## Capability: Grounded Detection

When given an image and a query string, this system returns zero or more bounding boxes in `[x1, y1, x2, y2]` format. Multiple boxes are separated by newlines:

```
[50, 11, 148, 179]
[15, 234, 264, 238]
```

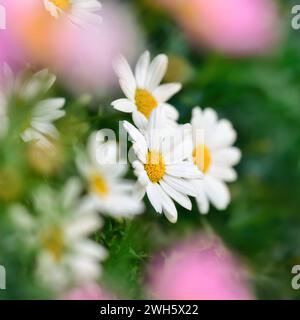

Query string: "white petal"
[146, 106, 165, 151]
[209, 165, 238, 182]
[161, 103, 179, 121]
[153, 83, 182, 102]
[74, 240, 107, 260]
[212, 147, 242, 166]
[208, 120, 237, 150]
[34, 98, 65, 114]
[163, 175, 198, 197]
[132, 111, 148, 132]
[30, 121, 59, 139]
[111, 98, 136, 113]
[62, 177, 83, 209]
[114, 55, 136, 99]
[162, 124, 193, 163]
[193, 179, 210, 214]
[66, 213, 101, 239]
[160, 180, 192, 210]
[146, 183, 163, 213]
[204, 175, 231, 210]
[135, 51, 150, 88]
[119, 79, 136, 101]
[123, 121, 147, 160]
[157, 184, 178, 223]
[145, 54, 168, 91]
[133, 161, 149, 185]
[166, 162, 202, 179]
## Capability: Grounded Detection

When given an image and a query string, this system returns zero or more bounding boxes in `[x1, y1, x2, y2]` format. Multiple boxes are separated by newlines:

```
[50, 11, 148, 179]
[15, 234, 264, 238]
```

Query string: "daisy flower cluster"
[0, 1, 247, 300]
[112, 51, 241, 223]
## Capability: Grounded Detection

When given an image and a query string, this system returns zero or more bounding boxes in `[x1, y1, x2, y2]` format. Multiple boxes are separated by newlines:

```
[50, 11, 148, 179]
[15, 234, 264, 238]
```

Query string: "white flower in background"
[0, 66, 65, 147]
[112, 51, 182, 132]
[77, 131, 144, 218]
[0, 64, 15, 138]
[190, 107, 242, 214]
[124, 106, 202, 223]
[43, 0, 102, 25]
[11, 178, 106, 292]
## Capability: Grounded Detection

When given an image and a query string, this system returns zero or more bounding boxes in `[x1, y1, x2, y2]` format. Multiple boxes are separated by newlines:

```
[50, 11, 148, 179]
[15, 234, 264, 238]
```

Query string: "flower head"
[112, 51, 182, 132]
[43, 0, 102, 25]
[0, 66, 66, 147]
[189, 107, 241, 214]
[11, 178, 107, 292]
[146, 233, 254, 300]
[124, 106, 202, 223]
[77, 131, 144, 219]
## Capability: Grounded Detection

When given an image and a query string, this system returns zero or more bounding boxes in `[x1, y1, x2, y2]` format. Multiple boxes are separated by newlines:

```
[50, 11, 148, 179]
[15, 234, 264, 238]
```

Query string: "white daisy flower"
[11, 178, 107, 292]
[43, 0, 102, 25]
[112, 51, 182, 132]
[123, 106, 202, 223]
[77, 131, 144, 218]
[190, 107, 242, 214]
[0, 67, 66, 148]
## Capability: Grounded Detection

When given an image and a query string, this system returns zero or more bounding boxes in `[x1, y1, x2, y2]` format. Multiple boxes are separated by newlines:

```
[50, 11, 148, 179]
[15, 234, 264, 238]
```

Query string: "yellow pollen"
[144, 151, 166, 183]
[90, 174, 109, 197]
[135, 89, 158, 119]
[50, 0, 71, 11]
[193, 144, 212, 173]
[42, 227, 64, 261]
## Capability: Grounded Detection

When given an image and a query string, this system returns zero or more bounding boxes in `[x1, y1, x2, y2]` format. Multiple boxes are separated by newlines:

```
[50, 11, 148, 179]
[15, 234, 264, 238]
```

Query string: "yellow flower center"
[42, 227, 64, 261]
[90, 174, 109, 197]
[144, 151, 166, 183]
[135, 89, 158, 119]
[50, 0, 71, 11]
[193, 144, 212, 173]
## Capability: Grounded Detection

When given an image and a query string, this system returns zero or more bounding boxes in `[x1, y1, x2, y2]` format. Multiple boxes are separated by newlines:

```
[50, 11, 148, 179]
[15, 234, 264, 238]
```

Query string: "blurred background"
[1, 0, 300, 299]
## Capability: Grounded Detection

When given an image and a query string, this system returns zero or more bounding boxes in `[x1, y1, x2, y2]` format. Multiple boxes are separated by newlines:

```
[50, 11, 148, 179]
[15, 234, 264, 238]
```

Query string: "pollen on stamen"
[144, 151, 166, 183]
[135, 89, 158, 119]
[42, 227, 64, 262]
[193, 144, 212, 173]
[90, 174, 109, 197]
[50, 0, 71, 11]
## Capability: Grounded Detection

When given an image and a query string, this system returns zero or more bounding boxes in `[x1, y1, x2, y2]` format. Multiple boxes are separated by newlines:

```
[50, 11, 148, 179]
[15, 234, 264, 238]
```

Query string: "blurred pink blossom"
[63, 283, 114, 300]
[52, 2, 143, 95]
[146, 233, 254, 300]
[0, 0, 32, 70]
[1, 1, 142, 95]
[156, 0, 280, 56]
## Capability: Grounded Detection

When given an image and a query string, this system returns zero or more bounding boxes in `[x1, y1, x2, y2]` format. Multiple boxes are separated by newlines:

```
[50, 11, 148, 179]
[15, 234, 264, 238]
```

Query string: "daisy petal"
[135, 51, 150, 88]
[209, 165, 238, 182]
[145, 54, 168, 91]
[132, 111, 148, 132]
[204, 175, 231, 210]
[153, 83, 182, 102]
[111, 98, 136, 113]
[157, 184, 178, 223]
[193, 180, 210, 214]
[123, 121, 147, 156]
[160, 180, 192, 210]
[146, 183, 163, 213]
[213, 147, 242, 166]
[163, 175, 198, 197]
[166, 162, 202, 179]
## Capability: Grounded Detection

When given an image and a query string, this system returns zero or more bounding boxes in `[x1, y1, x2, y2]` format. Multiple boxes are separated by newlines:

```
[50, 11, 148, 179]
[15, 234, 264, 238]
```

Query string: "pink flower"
[0, 0, 32, 69]
[52, 2, 142, 95]
[1, 1, 142, 94]
[63, 283, 114, 300]
[156, 0, 280, 56]
[146, 233, 254, 300]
